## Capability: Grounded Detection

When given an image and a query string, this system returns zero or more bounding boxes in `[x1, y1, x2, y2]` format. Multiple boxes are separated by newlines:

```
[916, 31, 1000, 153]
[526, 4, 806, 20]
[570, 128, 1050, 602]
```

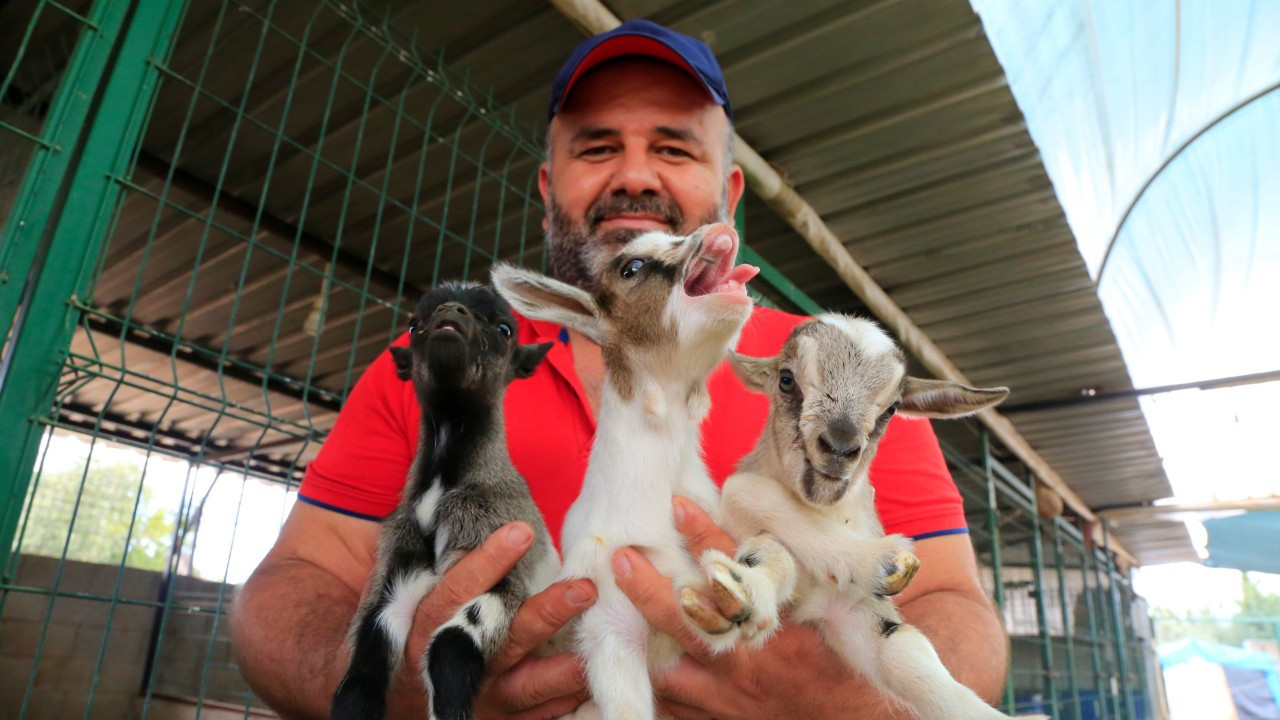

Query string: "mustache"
[586, 194, 683, 230]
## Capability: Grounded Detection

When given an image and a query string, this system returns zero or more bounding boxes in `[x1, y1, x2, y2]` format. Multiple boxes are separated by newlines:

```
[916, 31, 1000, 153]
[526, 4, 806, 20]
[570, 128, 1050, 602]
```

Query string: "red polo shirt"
[298, 307, 968, 545]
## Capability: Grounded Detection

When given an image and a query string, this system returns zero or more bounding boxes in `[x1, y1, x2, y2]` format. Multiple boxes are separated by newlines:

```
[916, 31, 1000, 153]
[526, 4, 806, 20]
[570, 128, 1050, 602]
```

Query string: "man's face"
[540, 59, 745, 290]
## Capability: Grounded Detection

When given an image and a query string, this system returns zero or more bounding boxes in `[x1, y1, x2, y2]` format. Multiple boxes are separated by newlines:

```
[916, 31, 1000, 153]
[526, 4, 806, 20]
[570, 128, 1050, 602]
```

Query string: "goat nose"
[436, 302, 469, 315]
[819, 422, 862, 460]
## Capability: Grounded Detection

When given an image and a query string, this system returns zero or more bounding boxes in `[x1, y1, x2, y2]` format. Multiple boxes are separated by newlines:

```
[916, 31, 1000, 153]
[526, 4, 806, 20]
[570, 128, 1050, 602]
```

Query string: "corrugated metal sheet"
[22, 0, 1193, 563]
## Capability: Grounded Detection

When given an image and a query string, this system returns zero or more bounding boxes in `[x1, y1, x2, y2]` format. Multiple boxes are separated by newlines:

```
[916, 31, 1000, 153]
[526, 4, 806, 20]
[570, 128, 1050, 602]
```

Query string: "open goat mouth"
[429, 318, 466, 337]
[682, 228, 760, 299]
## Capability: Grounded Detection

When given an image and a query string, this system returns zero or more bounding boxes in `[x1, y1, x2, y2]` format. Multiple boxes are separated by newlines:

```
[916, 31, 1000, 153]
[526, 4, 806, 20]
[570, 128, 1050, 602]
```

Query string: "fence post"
[1081, 540, 1111, 717]
[1028, 473, 1059, 718]
[1104, 526, 1137, 720]
[981, 429, 1016, 713]
[1055, 521, 1083, 719]
[0, 0, 188, 569]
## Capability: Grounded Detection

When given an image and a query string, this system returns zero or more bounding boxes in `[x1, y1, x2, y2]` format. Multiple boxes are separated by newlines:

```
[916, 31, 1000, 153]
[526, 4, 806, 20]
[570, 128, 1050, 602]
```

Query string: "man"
[230, 19, 1009, 720]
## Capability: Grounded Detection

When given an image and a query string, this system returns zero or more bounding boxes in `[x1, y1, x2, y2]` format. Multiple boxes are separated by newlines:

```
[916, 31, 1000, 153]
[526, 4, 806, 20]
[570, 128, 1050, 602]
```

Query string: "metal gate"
[0, 1, 1156, 718]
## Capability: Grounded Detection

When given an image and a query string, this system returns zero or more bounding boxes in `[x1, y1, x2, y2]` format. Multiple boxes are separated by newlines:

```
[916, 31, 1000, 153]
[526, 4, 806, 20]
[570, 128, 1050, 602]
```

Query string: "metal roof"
[7, 0, 1194, 564]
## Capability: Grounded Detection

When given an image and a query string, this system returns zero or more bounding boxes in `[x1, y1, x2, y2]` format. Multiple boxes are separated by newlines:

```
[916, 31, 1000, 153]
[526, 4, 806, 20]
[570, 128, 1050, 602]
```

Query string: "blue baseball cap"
[548, 19, 732, 122]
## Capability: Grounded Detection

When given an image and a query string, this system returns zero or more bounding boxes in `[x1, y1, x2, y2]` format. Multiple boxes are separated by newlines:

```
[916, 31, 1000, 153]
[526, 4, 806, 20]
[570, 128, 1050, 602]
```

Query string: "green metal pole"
[1054, 523, 1083, 720]
[0, 0, 188, 570]
[1102, 526, 1135, 720]
[0, 0, 138, 572]
[0, 1, 133, 349]
[982, 429, 1016, 713]
[1080, 540, 1109, 718]
[1027, 475, 1059, 719]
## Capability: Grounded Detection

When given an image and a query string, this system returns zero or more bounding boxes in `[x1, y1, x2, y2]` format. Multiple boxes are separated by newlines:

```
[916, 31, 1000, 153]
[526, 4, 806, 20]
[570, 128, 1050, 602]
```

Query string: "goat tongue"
[685, 231, 738, 296]
[725, 264, 759, 286]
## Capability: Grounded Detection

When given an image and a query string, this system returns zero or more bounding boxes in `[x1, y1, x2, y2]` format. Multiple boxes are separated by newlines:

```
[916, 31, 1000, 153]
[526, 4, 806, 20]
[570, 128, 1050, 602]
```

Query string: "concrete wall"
[0, 554, 271, 719]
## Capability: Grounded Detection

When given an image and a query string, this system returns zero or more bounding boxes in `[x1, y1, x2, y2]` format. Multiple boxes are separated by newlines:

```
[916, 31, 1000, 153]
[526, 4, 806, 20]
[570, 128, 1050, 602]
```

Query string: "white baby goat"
[688, 314, 1050, 720]
[493, 222, 758, 720]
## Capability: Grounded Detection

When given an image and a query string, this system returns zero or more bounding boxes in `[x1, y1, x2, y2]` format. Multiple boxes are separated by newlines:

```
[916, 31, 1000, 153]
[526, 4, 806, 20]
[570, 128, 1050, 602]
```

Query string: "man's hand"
[397, 522, 597, 720]
[610, 498, 1008, 720]
[610, 500, 859, 720]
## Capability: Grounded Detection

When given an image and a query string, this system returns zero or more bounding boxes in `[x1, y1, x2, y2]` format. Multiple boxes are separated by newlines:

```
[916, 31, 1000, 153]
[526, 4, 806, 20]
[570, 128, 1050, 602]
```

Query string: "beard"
[546, 192, 726, 292]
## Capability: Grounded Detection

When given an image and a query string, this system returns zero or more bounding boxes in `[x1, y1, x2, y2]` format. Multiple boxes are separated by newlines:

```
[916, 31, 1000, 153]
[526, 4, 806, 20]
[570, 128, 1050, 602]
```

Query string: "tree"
[1153, 573, 1280, 647]
[18, 457, 177, 572]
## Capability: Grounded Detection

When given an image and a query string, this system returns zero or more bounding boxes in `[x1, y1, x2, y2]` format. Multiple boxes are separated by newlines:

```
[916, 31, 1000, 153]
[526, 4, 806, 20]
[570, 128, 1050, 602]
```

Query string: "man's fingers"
[409, 522, 534, 657]
[673, 496, 736, 557]
[654, 657, 724, 714]
[611, 548, 732, 669]
[505, 690, 591, 720]
[491, 579, 596, 674]
[488, 653, 588, 712]
[656, 699, 717, 720]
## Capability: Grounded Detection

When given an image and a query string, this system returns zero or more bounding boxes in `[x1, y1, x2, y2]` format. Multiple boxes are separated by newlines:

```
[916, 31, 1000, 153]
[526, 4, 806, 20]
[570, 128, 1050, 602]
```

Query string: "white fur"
[712, 314, 1042, 720]
[414, 480, 443, 529]
[376, 569, 438, 659]
[495, 224, 750, 720]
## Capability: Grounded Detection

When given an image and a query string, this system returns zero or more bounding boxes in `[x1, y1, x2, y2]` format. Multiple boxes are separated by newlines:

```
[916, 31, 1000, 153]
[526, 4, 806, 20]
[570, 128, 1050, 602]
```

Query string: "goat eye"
[884, 404, 898, 419]
[779, 369, 796, 393]
[620, 258, 645, 279]
[496, 322, 512, 338]
[408, 317, 421, 334]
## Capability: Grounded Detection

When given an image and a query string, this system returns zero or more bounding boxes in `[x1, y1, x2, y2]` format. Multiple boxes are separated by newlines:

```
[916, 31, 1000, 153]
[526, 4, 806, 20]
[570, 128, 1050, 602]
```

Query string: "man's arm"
[230, 502, 595, 720]
[612, 498, 1007, 720]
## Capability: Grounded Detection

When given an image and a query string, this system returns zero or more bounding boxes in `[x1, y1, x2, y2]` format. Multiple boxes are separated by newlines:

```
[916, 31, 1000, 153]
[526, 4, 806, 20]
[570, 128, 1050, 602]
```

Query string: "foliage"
[17, 454, 177, 572]
[1153, 573, 1280, 647]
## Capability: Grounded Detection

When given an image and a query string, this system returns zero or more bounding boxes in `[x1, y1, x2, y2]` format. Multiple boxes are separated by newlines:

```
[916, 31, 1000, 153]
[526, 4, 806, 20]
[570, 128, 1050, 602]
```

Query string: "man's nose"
[606, 145, 663, 197]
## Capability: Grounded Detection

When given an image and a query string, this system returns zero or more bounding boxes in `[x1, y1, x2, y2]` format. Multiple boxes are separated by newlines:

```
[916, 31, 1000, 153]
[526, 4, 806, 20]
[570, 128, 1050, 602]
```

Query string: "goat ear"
[728, 351, 775, 393]
[510, 341, 553, 382]
[899, 377, 1009, 418]
[389, 346, 414, 381]
[491, 264, 603, 343]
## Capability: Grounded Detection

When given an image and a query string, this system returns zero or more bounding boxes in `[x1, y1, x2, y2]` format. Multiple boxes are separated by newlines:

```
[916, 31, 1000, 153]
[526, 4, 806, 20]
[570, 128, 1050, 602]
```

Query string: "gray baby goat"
[686, 314, 1050, 720]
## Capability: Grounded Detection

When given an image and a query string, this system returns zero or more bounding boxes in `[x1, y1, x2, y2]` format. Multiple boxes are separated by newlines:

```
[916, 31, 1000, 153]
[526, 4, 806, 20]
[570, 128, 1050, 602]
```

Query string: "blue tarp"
[1161, 638, 1280, 717]
[1203, 512, 1280, 575]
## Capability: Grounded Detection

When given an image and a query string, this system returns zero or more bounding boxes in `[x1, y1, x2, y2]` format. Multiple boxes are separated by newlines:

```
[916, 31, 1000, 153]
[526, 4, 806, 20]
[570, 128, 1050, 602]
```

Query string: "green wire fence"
[0, 0, 1158, 718]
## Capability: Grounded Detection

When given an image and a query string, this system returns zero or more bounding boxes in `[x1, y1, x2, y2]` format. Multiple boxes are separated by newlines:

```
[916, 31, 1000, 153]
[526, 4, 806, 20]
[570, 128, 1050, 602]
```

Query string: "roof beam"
[1099, 497, 1280, 521]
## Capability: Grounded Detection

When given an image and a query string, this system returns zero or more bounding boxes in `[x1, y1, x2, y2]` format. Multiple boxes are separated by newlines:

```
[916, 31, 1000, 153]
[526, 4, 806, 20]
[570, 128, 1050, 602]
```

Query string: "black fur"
[331, 283, 555, 720]
[428, 626, 487, 720]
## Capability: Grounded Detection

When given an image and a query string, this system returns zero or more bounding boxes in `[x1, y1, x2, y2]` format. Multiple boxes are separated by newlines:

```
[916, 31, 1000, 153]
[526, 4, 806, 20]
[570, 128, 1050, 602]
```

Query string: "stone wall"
[0, 555, 271, 719]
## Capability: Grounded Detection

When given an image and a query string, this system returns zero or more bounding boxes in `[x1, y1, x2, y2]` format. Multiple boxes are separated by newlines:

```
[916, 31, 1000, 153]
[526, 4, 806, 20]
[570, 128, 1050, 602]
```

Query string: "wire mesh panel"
[1, 0, 558, 716]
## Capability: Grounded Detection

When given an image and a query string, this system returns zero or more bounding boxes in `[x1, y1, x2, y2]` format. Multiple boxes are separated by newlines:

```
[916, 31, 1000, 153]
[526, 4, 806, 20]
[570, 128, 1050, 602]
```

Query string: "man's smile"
[595, 213, 672, 232]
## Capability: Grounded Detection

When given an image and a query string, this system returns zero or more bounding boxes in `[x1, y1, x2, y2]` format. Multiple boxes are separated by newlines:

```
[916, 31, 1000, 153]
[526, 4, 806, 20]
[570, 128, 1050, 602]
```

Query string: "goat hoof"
[707, 562, 752, 623]
[882, 552, 921, 596]
[681, 587, 734, 634]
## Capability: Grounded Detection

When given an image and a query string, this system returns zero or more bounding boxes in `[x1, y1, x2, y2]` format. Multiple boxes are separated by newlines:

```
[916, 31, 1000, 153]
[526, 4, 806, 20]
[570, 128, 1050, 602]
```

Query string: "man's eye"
[779, 369, 796, 392]
[580, 145, 614, 157]
[496, 322, 512, 338]
[657, 146, 692, 158]
[621, 258, 646, 279]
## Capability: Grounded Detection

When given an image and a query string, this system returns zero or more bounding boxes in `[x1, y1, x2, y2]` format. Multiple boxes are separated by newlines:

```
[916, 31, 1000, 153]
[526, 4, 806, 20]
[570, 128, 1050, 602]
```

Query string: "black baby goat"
[330, 282, 557, 720]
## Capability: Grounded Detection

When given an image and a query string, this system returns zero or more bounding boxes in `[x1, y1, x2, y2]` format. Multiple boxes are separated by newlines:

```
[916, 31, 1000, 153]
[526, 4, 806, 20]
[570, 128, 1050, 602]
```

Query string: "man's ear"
[491, 264, 604, 344]
[727, 351, 776, 393]
[510, 342, 553, 382]
[389, 346, 414, 381]
[899, 377, 1009, 418]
